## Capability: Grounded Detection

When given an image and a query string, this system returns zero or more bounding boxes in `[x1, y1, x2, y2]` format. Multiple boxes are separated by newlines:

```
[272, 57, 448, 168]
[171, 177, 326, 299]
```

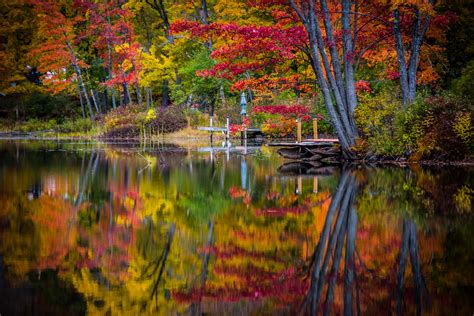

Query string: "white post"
[210, 116, 214, 144]
[226, 116, 230, 146]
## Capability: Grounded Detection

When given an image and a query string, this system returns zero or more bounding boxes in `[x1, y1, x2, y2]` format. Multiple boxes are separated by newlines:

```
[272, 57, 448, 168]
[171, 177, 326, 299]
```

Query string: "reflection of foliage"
[453, 185, 473, 214]
[0, 142, 473, 314]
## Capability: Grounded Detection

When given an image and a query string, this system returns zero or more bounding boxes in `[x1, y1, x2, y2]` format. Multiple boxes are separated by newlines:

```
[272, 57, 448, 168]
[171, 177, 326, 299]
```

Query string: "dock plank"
[267, 139, 339, 147]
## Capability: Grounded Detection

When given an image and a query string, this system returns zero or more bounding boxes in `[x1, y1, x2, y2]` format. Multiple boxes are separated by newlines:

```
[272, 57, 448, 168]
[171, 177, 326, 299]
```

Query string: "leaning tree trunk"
[64, 32, 94, 121]
[289, 0, 359, 156]
[77, 82, 86, 118]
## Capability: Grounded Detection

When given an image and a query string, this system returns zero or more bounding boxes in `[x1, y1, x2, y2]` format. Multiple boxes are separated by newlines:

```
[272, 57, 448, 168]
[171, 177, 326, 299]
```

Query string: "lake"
[0, 140, 472, 315]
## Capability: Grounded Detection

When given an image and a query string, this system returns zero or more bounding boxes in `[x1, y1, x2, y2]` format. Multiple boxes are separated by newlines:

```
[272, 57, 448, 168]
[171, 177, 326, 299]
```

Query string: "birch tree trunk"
[393, 4, 431, 105]
[77, 82, 86, 118]
[64, 32, 94, 121]
[289, 0, 359, 155]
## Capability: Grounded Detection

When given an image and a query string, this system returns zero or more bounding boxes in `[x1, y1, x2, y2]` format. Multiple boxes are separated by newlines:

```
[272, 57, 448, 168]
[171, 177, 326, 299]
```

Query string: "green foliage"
[57, 118, 94, 133]
[451, 60, 474, 100]
[18, 118, 57, 132]
[0, 92, 80, 121]
[453, 185, 473, 214]
[356, 90, 474, 159]
[355, 90, 406, 155]
[170, 48, 229, 109]
[453, 111, 474, 151]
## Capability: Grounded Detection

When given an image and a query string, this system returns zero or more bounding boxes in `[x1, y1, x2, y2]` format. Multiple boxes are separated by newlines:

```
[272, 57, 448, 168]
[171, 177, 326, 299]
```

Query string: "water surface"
[0, 141, 472, 315]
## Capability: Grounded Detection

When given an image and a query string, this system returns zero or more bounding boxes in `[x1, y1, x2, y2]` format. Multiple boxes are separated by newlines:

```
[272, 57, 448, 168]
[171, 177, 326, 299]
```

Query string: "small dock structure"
[267, 118, 341, 163]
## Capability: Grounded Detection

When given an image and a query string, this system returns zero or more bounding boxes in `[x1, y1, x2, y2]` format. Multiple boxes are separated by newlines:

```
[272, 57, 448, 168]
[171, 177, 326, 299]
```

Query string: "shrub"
[102, 105, 144, 131]
[356, 91, 474, 159]
[57, 118, 94, 133]
[18, 118, 57, 132]
[102, 124, 140, 138]
[148, 106, 188, 133]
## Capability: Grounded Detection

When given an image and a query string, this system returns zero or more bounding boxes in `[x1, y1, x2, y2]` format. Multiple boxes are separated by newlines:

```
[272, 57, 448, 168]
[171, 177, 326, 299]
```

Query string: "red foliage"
[252, 105, 309, 116]
[354, 80, 371, 94]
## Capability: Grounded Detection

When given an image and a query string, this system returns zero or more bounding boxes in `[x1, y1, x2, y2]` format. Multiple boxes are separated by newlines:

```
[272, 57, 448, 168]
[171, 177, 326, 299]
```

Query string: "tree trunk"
[136, 83, 143, 108]
[106, 14, 116, 109]
[219, 83, 226, 106]
[145, 87, 151, 110]
[103, 86, 109, 111]
[288, 0, 358, 155]
[77, 83, 86, 118]
[91, 89, 100, 113]
[63, 32, 94, 120]
[123, 82, 132, 106]
[162, 80, 169, 107]
[393, 5, 431, 105]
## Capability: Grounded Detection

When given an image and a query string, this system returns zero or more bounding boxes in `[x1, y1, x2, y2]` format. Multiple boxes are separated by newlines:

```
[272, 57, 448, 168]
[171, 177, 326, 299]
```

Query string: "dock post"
[296, 118, 302, 143]
[210, 116, 214, 144]
[225, 116, 230, 146]
[313, 118, 318, 140]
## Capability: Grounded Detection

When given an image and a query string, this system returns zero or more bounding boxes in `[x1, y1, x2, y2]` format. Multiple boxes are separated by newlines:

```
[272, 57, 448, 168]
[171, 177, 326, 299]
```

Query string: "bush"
[102, 105, 144, 131]
[18, 118, 57, 132]
[149, 106, 188, 133]
[102, 124, 140, 138]
[57, 118, 94, 133]
[356, 91, 474, 159]
[0, 92, 80, 121]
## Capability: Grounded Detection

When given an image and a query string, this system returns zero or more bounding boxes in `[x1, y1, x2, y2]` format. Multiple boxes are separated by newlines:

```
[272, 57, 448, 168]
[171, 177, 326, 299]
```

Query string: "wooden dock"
[267, 138, 341, 163]
[267, 139, 339, 147]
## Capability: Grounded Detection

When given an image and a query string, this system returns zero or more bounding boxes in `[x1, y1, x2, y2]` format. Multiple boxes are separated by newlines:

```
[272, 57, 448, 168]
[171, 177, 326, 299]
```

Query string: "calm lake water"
[0, 140, 472, 315]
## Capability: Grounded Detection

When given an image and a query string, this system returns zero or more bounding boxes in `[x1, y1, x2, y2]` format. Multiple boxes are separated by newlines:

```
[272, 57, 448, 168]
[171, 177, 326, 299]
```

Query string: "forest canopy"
[0, 0, 472, 159]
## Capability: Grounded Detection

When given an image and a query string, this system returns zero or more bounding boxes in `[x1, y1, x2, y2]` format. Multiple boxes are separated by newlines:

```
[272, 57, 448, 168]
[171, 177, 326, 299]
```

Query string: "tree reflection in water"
[0, 143, 472, 315]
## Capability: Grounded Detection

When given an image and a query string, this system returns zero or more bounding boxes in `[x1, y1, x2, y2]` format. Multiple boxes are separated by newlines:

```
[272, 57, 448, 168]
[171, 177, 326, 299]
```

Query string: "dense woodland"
[0, 0, 473, 160]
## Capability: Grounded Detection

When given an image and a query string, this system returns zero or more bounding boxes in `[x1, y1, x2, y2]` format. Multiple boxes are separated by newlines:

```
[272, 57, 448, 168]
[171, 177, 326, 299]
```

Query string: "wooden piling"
[313, 118, 318, 140]
[296, 118, 302, 143]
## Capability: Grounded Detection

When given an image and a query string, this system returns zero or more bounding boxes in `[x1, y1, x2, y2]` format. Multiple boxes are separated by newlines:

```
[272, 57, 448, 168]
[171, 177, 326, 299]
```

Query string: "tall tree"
[392, 1, 435, 105]
[30, 0, 95, 120]
[289, 0, 359, 154]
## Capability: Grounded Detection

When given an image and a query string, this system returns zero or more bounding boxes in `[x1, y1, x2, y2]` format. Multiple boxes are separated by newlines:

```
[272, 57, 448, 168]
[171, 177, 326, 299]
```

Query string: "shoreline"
[0, 133, 472, 166]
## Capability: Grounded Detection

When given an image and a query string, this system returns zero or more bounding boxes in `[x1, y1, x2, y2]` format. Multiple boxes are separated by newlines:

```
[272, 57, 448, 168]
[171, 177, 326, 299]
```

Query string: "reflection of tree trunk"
[190, 220, 214, 316]
[324, 203, 348, 316]
[75, 152, 98, 207]
[344, 206, 358, 316]
[302, 168, 358, 316]
[314, 178, 354, 311]
[396, 220, 410, 315]
[396, 220, 430, 316]
[150, 224, 175, 299]
[201, 220, 214, 284]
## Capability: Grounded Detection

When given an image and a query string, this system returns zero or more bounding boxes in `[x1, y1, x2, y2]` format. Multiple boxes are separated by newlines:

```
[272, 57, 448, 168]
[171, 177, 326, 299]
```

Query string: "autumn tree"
[391, 0, 435, 105]
[30, 0, 95, 119]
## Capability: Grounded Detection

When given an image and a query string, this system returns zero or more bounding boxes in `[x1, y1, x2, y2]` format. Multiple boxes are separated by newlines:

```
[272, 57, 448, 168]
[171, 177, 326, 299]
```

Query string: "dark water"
[0, 140, 472, 315]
